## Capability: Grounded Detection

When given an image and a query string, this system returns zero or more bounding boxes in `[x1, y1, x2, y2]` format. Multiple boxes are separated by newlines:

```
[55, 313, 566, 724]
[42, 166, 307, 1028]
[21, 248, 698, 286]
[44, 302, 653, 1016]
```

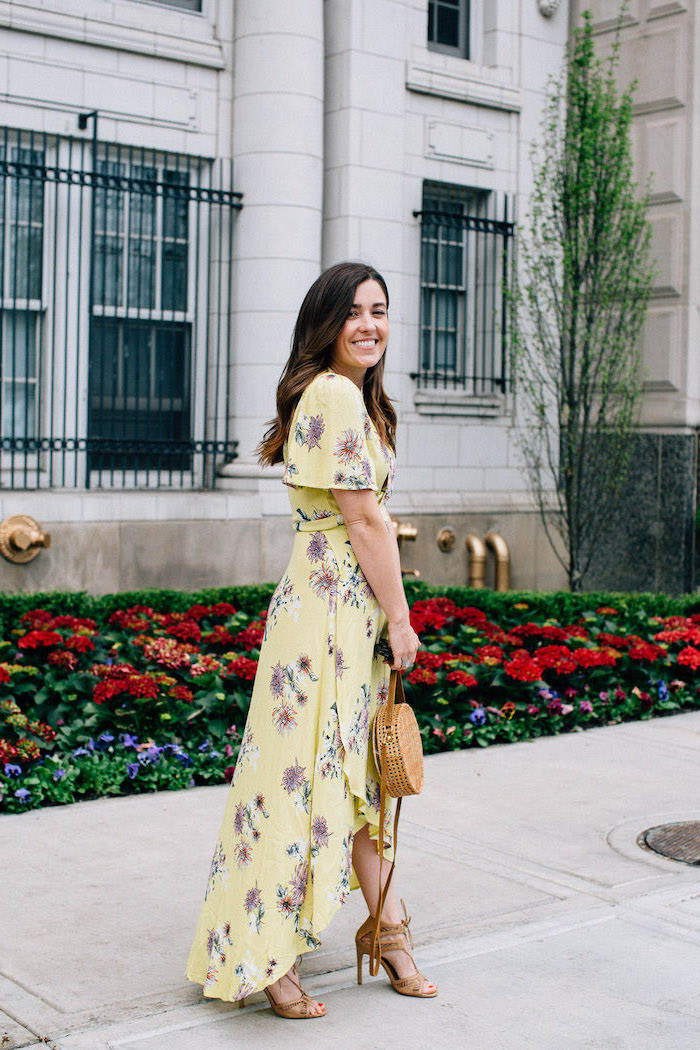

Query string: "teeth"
[354, 340, 377, 348]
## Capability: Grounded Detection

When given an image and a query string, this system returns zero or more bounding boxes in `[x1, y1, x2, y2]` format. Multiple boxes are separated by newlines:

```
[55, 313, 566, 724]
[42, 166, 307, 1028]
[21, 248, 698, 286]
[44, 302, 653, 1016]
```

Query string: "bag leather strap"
[369, 669, 403, 977]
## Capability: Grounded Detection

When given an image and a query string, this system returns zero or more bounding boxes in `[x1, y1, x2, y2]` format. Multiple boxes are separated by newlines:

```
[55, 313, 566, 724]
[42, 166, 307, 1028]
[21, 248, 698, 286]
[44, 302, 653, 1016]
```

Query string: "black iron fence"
[0, 126, 241, 489]
[413, 182, 513, 394]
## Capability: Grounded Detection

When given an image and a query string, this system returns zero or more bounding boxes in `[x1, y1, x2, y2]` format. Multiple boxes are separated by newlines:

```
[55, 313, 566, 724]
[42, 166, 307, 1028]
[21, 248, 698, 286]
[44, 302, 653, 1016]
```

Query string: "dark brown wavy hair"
[257, 262, 396, 466]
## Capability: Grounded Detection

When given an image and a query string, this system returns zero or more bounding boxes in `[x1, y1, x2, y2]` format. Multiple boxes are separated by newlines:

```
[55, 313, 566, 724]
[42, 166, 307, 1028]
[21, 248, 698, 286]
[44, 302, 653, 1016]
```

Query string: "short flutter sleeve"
[283, 373, 378, 491]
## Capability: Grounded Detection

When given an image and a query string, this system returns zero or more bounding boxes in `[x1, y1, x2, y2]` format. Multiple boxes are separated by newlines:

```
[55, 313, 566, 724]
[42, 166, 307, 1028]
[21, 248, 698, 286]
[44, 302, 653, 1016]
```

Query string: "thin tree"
[509, 9, 654, 591]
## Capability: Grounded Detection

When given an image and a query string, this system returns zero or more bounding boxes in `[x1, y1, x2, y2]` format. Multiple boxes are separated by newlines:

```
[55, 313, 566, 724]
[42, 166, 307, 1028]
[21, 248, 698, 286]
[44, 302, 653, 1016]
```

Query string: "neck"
[329, 361, 365, 390]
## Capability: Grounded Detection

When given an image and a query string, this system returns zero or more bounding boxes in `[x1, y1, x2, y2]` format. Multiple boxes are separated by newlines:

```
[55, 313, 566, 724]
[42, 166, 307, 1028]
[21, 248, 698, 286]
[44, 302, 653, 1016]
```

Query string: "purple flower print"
[306, 414, 325, 449]
[335, 647, 348, 679]
[281, 759, 306, 794]
[233, 802, 245, 835]
[270, 662, 285, 697]
[307, 530, 329, 563]
[361, 458, 373, 484]
[290, 860, 308, 906]
[312, 815, 331, 848]
[244, 884, 262, 914]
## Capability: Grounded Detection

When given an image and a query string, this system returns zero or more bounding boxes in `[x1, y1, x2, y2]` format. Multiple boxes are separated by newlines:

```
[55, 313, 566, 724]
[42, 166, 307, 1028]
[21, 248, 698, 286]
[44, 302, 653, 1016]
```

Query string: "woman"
[186, 262, 437, 1018]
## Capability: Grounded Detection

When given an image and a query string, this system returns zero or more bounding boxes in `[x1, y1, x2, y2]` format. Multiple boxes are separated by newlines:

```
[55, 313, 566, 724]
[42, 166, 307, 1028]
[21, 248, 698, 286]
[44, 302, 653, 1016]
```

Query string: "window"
[89, 160, 194, 473]
[427, 0, 469, 59]
[415, 181, 513, 396]
[144, 0, 202, 10]
[0, 145, 44, 443]
[0, 127, 241, 489]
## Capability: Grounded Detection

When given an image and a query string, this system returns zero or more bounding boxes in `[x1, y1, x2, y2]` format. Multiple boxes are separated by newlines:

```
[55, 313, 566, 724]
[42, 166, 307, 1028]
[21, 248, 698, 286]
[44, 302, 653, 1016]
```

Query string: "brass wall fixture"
[391, 517, 420, 578]
[437, 527, 456, 552]
[0, 515, 52, 564]
[465, 532, 486, 588]
[485, 530, 511, 591]
[466, 530, 511, 591]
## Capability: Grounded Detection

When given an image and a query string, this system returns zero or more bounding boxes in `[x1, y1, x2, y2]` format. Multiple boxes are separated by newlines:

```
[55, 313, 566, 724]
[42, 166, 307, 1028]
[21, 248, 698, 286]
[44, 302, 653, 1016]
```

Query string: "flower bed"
[1, 584, 700, 813]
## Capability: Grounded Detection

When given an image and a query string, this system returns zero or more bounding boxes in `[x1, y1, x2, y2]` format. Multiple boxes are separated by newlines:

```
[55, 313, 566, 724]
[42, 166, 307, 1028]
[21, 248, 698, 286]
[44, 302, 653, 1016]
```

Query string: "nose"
[358, 309, 375, 330]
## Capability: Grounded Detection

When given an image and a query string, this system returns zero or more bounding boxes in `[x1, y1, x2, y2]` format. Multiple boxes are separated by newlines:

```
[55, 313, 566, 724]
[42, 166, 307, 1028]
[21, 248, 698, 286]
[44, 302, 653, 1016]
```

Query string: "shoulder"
[299, 372, 365, 416]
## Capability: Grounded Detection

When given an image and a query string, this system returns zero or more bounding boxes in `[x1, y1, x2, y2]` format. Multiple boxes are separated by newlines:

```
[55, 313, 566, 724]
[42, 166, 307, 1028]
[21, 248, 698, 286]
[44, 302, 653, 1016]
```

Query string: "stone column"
[220, 0, 324, 484]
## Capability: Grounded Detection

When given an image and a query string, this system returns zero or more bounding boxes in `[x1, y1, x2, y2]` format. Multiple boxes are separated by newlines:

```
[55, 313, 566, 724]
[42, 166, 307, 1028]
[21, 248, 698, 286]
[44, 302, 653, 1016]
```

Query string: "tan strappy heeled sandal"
[355, 899, 437, 998]
[257, 968, 325, 1019]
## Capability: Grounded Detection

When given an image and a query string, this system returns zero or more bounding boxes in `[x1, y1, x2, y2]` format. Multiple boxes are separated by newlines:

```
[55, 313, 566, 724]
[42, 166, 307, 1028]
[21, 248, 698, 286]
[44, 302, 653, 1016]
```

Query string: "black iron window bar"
[413, 183, 514, 395]
[0, 125, 241, 490]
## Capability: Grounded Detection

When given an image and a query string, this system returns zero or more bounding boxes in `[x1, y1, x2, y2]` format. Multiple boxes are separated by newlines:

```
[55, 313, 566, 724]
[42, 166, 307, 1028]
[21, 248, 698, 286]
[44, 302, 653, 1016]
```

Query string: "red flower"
[203, 624, 235, 648]
[169, 684, 194, 702]
[504, 650, 542, 683]
[573, 648, 620, 668]
[678, 646, 700, 669]
[655, 625, 700, 645]
[0, 665, 10, 684]
[108, 607, 153, 632]
[227, 656, 259, 681]
[627, 642, 665, 663]
[233, 624, 265, 651]
[20, 608, 53, 628]
[406, 667, 437, 685]
[474, 644, 504, 666]
[48, 650, 78, 671]
[595, 632, 632, 649]
[92, 665, 160, 704]
[18, 630, 62, 650]
[65, 634, 96, 653]
[224, 764, 236, 783]
[509, 623, 570, 643]
[535, 645, 577, 674]
[596, 606, 618, 616]
[167, 620, 202, 643]
[415, 651, 452, 670]
[446, 669, 477, 688]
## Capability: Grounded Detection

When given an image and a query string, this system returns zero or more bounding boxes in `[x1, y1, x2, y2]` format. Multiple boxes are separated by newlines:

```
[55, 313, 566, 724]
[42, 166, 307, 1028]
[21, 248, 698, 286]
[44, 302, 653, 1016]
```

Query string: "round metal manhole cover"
[638, 821, 700, 865]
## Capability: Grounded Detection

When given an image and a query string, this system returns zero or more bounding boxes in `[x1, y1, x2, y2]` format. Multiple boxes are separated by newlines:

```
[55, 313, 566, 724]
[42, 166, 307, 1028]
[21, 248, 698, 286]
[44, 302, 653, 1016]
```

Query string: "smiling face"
[330, 279, 389, 387]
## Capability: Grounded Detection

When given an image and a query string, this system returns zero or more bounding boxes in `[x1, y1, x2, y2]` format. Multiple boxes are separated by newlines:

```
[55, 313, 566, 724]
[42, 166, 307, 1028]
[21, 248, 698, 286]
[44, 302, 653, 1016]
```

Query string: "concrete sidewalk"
[2, 713, 700, 1050]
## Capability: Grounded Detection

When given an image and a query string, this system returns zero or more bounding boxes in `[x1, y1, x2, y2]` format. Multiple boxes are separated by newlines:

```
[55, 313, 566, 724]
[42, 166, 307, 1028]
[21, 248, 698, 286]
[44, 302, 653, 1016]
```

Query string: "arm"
[332, 488, 419, 671]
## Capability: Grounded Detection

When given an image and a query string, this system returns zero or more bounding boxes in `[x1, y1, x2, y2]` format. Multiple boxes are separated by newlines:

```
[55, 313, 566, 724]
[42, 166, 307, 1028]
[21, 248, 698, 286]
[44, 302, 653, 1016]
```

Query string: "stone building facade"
[0, 0, 579, 594]
[570, 0, 699, 593]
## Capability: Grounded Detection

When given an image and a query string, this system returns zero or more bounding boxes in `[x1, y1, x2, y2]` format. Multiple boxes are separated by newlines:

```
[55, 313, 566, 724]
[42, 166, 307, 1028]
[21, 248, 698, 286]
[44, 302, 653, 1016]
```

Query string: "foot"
[266, 968, 325, 1016]
[379, 911, 437, 995]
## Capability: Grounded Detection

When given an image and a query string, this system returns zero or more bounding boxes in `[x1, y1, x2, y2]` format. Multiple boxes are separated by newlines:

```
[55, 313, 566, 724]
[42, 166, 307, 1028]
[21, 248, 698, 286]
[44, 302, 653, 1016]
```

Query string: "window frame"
[413, 180, 513, 412]
[427, 0, 470, 60]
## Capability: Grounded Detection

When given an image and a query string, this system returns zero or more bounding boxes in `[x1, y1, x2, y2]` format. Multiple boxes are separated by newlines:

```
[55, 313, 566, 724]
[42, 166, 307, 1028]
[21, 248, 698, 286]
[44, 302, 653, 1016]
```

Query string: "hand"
[386, 618, 419, 671]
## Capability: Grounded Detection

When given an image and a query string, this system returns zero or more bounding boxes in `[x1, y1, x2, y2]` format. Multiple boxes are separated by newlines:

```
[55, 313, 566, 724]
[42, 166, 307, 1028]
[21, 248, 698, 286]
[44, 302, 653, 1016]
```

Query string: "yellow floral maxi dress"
[186, 371, 397, 1001]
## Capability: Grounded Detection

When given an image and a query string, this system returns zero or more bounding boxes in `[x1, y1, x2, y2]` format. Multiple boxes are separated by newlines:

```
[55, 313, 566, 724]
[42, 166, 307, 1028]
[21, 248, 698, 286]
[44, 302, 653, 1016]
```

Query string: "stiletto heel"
[354, 900, 437, 998]
[237, 996, 246, 1009]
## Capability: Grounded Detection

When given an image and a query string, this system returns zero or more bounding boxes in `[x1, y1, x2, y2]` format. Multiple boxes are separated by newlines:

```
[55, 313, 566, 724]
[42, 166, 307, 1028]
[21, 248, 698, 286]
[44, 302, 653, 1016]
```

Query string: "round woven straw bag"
[372, 670, 424, 797]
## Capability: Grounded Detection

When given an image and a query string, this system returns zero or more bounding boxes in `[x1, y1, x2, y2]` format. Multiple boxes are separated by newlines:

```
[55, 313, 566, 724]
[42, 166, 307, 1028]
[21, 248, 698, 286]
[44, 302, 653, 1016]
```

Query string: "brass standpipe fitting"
[465, 532, 487, 588]
[485, 530, 510, 591]
[391, 518, 420, 578]
[0, 515, 52, 564]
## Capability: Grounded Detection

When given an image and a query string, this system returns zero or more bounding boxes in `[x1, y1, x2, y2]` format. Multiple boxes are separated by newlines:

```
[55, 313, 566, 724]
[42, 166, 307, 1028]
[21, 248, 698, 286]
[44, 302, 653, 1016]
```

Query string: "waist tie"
[294, 515, 345, 532]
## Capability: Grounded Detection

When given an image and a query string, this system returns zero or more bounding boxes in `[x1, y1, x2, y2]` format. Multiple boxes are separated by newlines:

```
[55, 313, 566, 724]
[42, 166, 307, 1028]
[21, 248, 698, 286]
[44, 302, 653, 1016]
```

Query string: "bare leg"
[352, 823, 437, 991]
